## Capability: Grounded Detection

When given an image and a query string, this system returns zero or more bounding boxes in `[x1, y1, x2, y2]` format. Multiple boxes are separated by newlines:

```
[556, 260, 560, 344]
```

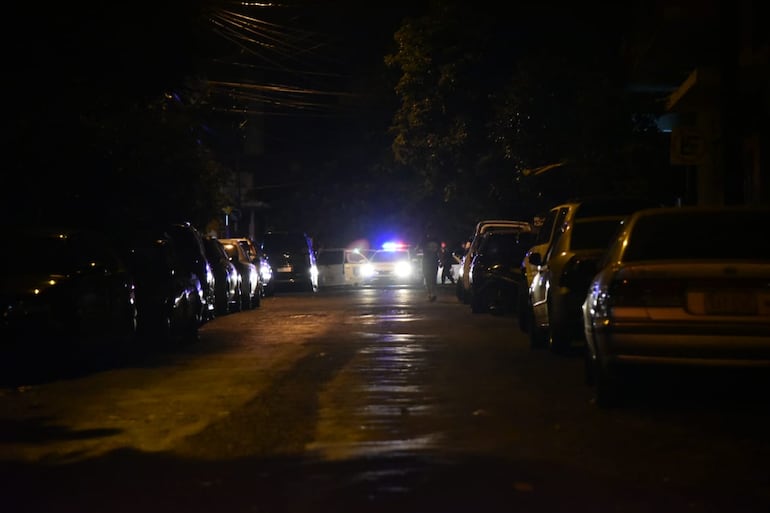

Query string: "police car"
[360, 242, 419, 286]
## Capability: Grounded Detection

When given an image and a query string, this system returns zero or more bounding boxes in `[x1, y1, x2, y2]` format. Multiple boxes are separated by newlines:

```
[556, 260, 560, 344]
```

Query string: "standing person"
[439, 241, 455, 285]
[421, 229, 440, 301]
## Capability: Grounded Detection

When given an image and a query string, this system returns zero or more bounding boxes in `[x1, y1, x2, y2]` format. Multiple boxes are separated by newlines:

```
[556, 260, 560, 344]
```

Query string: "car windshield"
[261, 233, 308, 253]
[623, 210, 770, 261]
[570, 218, 624, 251]
[221, 243, 241, 259]
[371, 250, 409, 263]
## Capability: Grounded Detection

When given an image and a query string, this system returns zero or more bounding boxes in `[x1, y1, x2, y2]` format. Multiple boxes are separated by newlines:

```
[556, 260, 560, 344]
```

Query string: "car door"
[317, 249, 345, 287]
[343, 249, 368, 286]
[530, 206, 572, 327]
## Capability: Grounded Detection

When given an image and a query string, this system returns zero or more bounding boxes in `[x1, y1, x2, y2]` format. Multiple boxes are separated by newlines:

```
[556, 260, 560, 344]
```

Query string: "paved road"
[1, 284, 769, 512]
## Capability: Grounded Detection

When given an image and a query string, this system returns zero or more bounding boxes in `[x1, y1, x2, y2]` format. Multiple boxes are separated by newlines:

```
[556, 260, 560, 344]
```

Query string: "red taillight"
[608, 278, 687, 307]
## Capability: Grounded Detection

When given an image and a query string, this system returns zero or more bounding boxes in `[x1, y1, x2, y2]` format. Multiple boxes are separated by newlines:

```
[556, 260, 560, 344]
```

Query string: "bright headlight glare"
[394, 261, 412, 277]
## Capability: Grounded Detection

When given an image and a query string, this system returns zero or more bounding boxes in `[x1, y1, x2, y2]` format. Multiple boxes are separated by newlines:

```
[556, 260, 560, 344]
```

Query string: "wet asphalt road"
[1, 284, 769, 512]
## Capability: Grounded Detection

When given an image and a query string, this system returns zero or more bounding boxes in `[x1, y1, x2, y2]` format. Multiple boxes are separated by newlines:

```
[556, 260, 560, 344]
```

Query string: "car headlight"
[260, 262, 272, 281]
[394, 261, 412, 278]
[361, 263, 374, 277]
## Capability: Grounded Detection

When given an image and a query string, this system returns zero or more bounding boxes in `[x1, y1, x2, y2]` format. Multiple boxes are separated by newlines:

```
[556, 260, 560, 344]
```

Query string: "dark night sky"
[4, 0, 646, 239]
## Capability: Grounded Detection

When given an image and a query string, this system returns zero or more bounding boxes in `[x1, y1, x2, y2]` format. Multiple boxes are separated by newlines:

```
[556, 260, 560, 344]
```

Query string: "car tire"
[229, 291, 242, 313]
[241, 284, 253, 310]
[216, 288, 229, 316]
[547, 317, 570, 354]
[230, 285, 243, 313]
[487, 283, 507, 315]
[455, 280, 465, 302]
[470, 286, 487, 313]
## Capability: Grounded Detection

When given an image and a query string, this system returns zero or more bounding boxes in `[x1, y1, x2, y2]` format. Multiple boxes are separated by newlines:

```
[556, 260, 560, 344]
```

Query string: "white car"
[361, 245, 418, 286]
[316, 248, 370, 288]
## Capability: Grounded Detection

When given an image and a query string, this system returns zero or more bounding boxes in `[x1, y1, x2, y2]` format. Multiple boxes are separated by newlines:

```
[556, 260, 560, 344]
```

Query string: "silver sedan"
[582, 206, 770, 407]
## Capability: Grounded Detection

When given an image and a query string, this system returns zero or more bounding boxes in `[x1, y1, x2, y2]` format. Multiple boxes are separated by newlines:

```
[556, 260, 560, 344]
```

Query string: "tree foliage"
[385, 1, 671, 218]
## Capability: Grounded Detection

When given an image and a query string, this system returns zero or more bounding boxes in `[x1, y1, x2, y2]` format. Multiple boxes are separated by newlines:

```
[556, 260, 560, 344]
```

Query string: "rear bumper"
[590, 321, 770, 367]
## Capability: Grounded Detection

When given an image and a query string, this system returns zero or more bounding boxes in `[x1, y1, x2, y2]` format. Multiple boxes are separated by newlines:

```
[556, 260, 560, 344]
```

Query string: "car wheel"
[487, 283, 507, 315]
[241, 282, 253, 310]
[149, 304, 174, 347]
[547, 321, 570, 354]
[252, 287, 261, 307]
[470, 286, 487, 313]
[216, 288, 229, 316]
[455, 280, 465, 302]
[119, 300, 139, 341]
[229, 289, 242, 313]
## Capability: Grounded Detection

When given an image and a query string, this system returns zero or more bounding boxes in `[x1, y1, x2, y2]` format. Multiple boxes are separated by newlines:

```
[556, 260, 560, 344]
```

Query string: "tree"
[385, 4, 513, 219]
[385, 1, 672, 219]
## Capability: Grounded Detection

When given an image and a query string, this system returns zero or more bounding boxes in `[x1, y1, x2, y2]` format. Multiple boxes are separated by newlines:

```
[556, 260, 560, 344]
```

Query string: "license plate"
[277, 265, 292, 272]
[704, 291, 757, 315]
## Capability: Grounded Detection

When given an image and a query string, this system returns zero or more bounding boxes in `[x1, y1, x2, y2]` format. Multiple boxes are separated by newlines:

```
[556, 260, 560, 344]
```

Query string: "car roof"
[475, 219, 532, 233]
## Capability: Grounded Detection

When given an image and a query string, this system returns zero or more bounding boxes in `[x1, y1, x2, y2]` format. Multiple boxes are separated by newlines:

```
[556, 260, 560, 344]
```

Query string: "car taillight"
[607, 278, 686, 307]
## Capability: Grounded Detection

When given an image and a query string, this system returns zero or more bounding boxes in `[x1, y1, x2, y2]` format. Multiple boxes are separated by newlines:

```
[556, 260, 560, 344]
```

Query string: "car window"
[345, 251, 367, 264]
[544, 207, 572, 260]
[238, 240, 258, 261]
[570, 218, 625, 251]
[221, 242, 242, 260]
[623, 210, 770, 261]
[534, 210, 558, 246]
[371, 250, 409, 263]
[262, 233, 310, 253]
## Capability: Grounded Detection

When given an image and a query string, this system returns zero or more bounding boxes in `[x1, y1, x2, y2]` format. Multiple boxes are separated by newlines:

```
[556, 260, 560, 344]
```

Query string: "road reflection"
[307, 297, 444, 461]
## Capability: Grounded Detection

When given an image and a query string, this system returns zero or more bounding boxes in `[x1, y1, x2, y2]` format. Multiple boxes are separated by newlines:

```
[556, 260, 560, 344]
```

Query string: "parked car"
[1, 227, 139, 351]
[582, 206, 770, 408]
[221, 237, 274, 297]
[360, 244, 419, 287]
[524, 197, 660, 351]
[316, 247, 370, 288]
[117, 228, 205, 346]
[203, 237, 242, 315]
[258, 231, 318, 293]
[456, 220, 533, 304]
[165, 222, 216, 323]
[468, 230, 537, 314]
[219, 239, 261, 309]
